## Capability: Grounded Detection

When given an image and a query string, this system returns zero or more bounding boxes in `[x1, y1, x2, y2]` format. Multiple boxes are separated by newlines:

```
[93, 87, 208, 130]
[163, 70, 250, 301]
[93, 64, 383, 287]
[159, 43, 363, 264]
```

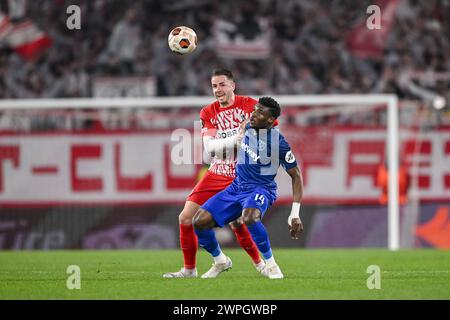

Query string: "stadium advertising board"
[0, 128, 449, 205]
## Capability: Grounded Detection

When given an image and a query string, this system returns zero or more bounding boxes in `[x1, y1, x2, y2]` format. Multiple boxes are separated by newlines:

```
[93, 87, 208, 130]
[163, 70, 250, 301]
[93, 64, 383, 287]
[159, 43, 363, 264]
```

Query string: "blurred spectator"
[0, 0, 448, 132]
[97, 7, 142, 75]
[0, 0, 447, 99]
[291, 67, 322, 94]
[376, 160, 411, 206]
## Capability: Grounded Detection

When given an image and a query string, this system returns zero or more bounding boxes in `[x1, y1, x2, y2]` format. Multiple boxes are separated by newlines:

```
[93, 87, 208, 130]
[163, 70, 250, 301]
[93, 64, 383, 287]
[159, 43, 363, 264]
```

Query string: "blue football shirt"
[235, 124, 298, 190]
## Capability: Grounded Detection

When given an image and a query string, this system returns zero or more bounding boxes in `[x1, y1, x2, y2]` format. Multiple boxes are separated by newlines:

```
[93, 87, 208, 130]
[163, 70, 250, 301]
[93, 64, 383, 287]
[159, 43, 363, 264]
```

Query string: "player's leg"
[163, 200, 199, 278]
[228, 218, 265, 272]
[193, 186, 242, 278]
[242, 207, 283, 279]
[193, 208, 232, 278]
[241, 189, 283, 279]
[163, 171, 224, 278]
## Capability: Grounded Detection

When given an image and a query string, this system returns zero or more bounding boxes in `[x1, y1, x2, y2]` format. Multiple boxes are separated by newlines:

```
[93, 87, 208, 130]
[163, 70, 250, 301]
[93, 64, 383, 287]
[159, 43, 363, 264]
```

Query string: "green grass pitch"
[0, 249, 449, 299]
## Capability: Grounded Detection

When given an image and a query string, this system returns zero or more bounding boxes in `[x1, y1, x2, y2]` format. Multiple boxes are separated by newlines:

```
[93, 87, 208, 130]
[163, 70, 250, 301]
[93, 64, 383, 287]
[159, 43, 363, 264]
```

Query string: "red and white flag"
[0, 11, 52, 60]
[213, 18, 271, 60]
[346, 0, 399, 60]
[0, 12, 13, 40]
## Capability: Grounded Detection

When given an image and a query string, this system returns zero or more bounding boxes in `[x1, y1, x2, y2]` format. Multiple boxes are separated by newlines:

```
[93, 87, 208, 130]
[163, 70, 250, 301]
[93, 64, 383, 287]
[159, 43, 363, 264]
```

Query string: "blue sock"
[247, 221, 272, 260]
[194, 228, 221, 257]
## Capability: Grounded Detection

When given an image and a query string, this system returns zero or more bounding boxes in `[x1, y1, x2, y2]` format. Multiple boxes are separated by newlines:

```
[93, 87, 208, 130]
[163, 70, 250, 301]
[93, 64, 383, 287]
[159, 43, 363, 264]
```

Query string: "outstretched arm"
[203, 135, 237, 157]
[286, 166, 304, 239]
[203, 119, 247, 158]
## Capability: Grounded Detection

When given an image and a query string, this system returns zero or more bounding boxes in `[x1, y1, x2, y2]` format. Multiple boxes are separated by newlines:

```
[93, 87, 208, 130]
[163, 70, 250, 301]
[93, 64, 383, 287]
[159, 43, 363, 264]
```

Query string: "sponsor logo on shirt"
[241, 142, 260, 162]
[216, 128, 239, 139]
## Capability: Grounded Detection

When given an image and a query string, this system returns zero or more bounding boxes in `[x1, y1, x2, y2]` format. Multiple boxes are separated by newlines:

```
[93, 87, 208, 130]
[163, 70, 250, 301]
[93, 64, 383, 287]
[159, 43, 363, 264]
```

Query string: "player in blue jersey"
[192, 96, 304, 279]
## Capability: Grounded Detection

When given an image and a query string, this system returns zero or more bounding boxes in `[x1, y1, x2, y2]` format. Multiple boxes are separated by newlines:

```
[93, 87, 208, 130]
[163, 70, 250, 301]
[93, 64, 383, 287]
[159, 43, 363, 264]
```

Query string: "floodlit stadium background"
[0, 0, 449, 252]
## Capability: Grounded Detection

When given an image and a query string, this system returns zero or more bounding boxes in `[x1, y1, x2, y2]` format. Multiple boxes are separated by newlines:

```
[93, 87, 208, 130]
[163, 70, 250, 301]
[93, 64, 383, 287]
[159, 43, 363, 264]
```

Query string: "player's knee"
[242, 215, 255, 225]
[192, 209, 211, 230]
[179, 208, 196, 224]
[228, 217, 243, 229]
[243, 210, 260, 226]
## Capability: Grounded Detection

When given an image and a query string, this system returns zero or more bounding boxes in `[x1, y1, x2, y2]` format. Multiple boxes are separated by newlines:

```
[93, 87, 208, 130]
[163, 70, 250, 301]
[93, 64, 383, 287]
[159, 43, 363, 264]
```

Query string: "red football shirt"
[200, 95, 257, 177]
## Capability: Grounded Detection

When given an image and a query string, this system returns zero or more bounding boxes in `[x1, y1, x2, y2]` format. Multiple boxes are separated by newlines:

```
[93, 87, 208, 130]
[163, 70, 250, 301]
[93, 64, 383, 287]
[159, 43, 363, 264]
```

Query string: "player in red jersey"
[163, 69, 265, 278]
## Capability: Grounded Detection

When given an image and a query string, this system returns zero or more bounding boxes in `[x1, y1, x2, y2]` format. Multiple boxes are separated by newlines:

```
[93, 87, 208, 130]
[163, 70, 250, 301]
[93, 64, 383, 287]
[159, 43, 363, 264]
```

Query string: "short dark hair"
[212, 68, 234, 81]
[259, 96, 281, 119]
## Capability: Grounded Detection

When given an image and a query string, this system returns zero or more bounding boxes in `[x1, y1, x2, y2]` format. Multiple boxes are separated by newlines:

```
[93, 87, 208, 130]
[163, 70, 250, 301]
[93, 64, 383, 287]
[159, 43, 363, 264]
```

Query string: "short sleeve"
[241, 96, 258, 115]
[279, 135, 298, 171]
[243, 96, 258, 107]
[200, 107, 217, 137]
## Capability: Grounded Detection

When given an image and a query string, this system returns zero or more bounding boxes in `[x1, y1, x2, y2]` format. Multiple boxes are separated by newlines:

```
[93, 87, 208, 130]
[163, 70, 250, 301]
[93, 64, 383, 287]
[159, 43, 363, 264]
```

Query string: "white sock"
[265, 256, 277, 268]
[213, 251, 227, 264]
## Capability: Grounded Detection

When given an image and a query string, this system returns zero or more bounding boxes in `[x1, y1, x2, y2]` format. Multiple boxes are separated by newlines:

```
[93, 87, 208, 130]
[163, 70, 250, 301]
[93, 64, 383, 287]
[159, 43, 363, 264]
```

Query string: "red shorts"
[187, 171, 234, 206]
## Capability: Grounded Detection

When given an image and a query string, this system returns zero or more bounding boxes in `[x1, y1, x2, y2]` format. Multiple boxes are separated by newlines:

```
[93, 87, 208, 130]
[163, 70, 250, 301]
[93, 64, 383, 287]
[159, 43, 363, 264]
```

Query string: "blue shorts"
[201, 183, 277, 227]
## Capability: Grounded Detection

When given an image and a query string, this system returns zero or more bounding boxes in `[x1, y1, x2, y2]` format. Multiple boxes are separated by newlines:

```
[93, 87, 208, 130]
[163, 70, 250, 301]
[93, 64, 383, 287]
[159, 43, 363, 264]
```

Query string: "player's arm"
[203, 118, 247, 157]
[200, 109, 222, 158]
[286, 165, 304, 239]
[203, 135, 237, 157]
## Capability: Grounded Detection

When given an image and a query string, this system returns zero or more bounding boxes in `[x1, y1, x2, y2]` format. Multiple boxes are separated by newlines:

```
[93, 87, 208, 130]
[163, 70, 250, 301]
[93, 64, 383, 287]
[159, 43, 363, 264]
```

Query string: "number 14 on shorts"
[254, 194, 265, 204]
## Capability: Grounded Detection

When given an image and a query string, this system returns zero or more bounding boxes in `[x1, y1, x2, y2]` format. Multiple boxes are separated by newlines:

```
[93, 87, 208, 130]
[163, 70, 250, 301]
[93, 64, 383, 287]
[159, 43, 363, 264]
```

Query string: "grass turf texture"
[0, 249, 449, 299]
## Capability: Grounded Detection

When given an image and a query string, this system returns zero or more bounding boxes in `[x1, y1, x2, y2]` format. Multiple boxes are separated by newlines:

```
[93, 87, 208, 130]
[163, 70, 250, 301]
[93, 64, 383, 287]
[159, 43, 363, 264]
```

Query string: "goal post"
[277, 95, 400, 251]
[0, 94, 400, 250]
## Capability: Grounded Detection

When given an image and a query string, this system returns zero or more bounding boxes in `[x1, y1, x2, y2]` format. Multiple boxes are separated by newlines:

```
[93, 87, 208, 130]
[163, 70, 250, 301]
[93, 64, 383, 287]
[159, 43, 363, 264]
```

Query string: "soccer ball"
[168, 26, 198, 55]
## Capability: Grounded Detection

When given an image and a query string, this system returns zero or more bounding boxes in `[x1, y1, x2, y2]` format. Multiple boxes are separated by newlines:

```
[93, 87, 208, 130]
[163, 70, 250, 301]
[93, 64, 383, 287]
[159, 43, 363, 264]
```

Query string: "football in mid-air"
[168, 26, 197, 55]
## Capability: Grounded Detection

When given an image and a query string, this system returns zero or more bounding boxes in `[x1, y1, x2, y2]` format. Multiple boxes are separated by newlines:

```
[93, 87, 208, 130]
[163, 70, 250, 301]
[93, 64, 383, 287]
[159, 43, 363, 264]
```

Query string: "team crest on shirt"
[258, 140, 266, 151]
[285, 150, 295, 163]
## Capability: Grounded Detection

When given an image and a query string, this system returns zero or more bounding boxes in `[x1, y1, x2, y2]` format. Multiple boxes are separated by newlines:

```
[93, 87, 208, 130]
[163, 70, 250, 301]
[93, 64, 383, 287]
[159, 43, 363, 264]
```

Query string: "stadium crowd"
[0, 0, 448, 131]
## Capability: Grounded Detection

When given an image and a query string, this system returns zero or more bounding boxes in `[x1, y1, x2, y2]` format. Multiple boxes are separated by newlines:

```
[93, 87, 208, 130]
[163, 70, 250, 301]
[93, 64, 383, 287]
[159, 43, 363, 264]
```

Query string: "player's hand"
[239, 115, 250, 130]
[289, 218, 303, 239]
[236, 117, 248, 145]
